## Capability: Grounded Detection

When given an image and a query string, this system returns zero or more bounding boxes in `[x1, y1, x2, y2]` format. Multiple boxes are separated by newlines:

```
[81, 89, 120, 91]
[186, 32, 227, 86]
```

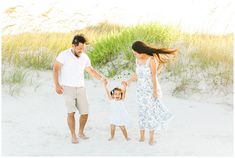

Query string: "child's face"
[112, 90, 122, 100]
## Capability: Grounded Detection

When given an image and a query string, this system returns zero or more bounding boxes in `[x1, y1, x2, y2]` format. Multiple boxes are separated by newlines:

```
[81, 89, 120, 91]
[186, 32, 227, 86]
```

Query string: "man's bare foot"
[125, 137, 131, 141]
[108, 137, 114, 141]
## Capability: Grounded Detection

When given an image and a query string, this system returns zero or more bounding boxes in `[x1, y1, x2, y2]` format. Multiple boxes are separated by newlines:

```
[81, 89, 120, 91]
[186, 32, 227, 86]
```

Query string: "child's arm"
[149, 57, 158, 98]
[122, 73, 137, 88]
[121, 87, 126, 100]
[103, 80, 112, 100]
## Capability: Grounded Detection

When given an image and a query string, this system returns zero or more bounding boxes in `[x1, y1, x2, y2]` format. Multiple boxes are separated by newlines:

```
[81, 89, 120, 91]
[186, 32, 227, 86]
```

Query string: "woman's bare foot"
[79, 133, 89, 140]
[149, 139, 156, 145]
[108, 137, 114, 141]
[72, 137, 78, 144]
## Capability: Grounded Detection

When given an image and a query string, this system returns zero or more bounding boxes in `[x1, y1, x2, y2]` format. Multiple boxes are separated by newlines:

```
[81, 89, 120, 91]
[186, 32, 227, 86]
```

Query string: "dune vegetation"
[2, 22, 233, 96]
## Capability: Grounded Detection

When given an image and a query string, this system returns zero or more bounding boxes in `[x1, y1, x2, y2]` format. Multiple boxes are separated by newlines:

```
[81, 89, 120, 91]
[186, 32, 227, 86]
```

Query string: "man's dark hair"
[72, 34, 87, 45]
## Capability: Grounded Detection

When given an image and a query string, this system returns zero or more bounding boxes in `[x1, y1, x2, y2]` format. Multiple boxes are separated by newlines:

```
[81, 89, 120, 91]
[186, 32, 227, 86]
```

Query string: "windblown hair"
[132, 41, 177, 64]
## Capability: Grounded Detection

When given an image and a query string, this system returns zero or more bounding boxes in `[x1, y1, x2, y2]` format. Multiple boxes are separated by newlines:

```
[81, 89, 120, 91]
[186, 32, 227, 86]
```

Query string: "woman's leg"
[139, 129, 145, 142]
[119, 126, 131, 141]
[108, 124, 116, 141]
[149, 130, 155, 145]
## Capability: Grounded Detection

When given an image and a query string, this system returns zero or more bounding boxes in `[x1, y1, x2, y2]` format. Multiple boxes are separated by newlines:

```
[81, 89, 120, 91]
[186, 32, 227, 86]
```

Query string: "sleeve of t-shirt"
[56, 52, 65, 64]
[84, 54, 91, 68]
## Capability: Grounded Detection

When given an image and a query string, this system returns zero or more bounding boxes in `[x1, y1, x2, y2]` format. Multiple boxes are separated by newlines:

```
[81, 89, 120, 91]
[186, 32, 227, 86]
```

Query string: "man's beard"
[74, 51, 81, 58]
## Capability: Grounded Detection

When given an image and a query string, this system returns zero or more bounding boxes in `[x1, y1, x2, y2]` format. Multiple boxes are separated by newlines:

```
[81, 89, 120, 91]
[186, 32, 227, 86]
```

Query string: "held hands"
[101, 76, 108, 86]
[122, 81, 128, 89]
[55, 84, 63, 94]
[103, 78, 108, 86]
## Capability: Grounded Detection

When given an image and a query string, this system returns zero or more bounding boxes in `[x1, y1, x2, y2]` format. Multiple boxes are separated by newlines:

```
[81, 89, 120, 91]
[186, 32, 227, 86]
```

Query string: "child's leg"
[139, 129, 145, 142]
[119, 126, 130, 141]
[149, 130, 155, 145]
[108, 124, 116, 141]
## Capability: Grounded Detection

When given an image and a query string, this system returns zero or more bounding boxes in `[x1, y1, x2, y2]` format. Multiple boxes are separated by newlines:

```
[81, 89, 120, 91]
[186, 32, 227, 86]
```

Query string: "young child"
[103, 80, 131, 141]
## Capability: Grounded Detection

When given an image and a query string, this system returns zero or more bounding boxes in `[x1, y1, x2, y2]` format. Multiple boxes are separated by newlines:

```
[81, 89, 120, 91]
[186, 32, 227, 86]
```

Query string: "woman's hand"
[153, 90, 159, 99]
[122, 81, 128, 88]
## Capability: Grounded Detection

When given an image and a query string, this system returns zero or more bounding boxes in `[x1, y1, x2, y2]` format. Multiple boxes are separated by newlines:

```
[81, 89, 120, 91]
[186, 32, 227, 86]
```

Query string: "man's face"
[72, 43, 85, 57]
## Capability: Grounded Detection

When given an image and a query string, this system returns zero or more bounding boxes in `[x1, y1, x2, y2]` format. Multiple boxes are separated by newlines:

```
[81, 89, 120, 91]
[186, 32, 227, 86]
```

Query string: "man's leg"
[149, 130, 155, 145]
[77, 87, 89, 139]
[79, 114, 89, 139]
[67, 112, 78, 144]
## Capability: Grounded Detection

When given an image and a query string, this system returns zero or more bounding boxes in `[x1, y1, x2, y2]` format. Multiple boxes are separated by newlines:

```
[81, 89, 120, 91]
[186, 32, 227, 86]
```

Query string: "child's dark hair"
[72, 34, 87, 46]
[110, 87, 123, 97]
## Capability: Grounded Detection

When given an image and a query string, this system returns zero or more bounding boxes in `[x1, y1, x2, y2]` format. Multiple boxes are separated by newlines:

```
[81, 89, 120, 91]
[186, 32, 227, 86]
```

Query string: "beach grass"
[2, 22, 233, 96]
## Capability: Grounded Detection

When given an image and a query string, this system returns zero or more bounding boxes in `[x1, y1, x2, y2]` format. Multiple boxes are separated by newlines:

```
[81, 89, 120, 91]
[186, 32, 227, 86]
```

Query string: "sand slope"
[1, 71, 233, 156]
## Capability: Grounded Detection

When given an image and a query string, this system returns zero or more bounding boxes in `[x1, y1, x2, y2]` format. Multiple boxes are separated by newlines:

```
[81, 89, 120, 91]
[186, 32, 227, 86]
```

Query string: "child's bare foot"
[108, 137, 114, 141]
[139, 138, 145, 142]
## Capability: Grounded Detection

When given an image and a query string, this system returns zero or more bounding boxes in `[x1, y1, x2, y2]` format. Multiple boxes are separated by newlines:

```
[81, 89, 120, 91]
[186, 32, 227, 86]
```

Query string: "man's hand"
[101, 76, 108, 84]
[103, 77, 108, 86]
[55, 84, 64, 94]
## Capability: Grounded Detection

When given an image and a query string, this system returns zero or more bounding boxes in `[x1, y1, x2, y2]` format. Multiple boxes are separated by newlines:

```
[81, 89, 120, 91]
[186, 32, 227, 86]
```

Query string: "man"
[53, 34, 106, 144]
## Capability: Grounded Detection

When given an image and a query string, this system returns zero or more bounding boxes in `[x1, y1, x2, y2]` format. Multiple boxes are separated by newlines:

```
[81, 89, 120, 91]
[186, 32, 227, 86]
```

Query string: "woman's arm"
[157, 63, 164, 74]
[122, 73, 137, 88]
[149, 57, 158, 98]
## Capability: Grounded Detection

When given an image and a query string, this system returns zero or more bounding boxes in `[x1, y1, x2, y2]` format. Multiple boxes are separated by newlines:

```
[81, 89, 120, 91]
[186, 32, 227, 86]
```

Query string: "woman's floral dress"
[136, 57, 173, 131]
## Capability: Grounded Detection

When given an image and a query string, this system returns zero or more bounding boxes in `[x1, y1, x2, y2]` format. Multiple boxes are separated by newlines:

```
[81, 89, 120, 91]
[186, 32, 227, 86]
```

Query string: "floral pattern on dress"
[136, 57, 173, 131]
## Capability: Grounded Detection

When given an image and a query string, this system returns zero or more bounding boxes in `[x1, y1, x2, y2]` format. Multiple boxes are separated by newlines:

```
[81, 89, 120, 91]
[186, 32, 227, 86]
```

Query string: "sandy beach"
[1, 70, 233, 156]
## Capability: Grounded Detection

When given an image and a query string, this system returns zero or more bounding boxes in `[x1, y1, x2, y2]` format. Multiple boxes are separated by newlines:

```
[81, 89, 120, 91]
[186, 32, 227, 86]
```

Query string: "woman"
[122, 41, 177, 145]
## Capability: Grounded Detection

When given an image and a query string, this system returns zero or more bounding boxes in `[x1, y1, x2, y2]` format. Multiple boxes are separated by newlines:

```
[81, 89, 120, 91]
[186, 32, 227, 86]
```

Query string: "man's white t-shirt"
[56, 49, 91, 87]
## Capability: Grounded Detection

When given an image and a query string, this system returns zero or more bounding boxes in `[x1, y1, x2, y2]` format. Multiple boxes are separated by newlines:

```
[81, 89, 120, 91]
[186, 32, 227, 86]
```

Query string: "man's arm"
[85, 66, 106, 81]
[53, 61, 63, 94]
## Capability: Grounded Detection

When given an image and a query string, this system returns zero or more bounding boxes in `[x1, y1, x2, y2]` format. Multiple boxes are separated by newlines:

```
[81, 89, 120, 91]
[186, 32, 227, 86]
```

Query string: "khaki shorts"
[62, 86, 89, 114]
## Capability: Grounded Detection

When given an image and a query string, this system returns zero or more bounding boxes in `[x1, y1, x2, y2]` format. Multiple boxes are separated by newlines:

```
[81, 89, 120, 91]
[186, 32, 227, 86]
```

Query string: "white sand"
[1, 70, 233, 156]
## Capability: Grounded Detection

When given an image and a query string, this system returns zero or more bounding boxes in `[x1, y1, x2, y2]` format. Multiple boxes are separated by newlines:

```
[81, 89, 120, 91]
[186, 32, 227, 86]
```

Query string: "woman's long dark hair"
[132, 41, 177, 64]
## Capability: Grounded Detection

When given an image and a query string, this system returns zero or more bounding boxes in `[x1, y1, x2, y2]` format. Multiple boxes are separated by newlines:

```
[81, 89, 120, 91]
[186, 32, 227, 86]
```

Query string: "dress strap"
[145, 57, 152, 66]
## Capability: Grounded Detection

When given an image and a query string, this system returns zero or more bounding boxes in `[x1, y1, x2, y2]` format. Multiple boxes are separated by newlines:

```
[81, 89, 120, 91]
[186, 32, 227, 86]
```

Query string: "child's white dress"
[108, 100, 129, 126]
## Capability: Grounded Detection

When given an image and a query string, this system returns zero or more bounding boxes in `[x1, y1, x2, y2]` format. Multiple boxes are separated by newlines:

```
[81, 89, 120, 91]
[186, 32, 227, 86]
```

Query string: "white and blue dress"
[136, 57, 173, 131]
